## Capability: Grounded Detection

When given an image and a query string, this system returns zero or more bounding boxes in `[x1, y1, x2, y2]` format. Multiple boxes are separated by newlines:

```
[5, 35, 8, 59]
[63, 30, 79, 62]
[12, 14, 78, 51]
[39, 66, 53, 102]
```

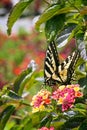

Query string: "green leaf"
[74, 0, 82, 7]
[24, 70, 44, 92]
[45, 14, 65, 41]
[0, 105, 15, 130]
[79, 119, 87, 130]
[56, 24, 76, 49]
[35, 5, 76, 29]
[35, 4, 60, 29]
[74, 103, 87, 115]
[75, 103, 87, 110]
[18, 116, 35, 130]
[4, 120, 15, 130]
[13, 67, 32, 95]
[40, 114, 52, 127]
[7, 0, 33, 35]
[75, 69, 86, 80]
[82, 0, 87, 5]
[78, 75, 87, 88]
[23, 118, 36, 130]
[10, 125, 23, 130]
[8, 90, 22, 100]
[15, 71, 42, 96]
[62, 116, 86, 129]
[17, 71, 34, 96]
[30, 111, 49, 128]
[67, 0, 82, 8]
[13, 66, 43, 96]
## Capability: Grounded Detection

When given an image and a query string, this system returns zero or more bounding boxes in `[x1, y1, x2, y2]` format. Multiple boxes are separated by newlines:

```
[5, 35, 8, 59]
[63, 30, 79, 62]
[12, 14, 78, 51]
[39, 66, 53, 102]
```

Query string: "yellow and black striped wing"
[58, 51, 80, 85]
[44, 41, 80, 86]
[44, 41, 61, 85]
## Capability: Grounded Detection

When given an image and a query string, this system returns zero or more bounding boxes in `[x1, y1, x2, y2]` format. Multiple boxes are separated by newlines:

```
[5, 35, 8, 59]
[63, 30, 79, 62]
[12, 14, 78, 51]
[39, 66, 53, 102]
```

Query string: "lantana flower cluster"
[31, 84, 83, 112]
[52, 84, 83, 111]
[31, 89, 51, 113]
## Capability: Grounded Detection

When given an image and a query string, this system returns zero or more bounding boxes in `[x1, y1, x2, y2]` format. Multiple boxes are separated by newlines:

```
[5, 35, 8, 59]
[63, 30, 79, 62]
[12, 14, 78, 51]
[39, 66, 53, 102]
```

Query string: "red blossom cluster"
[52, 84, 83, 111]
[31, 89, 51, 113]
[31, 84, 83, 113]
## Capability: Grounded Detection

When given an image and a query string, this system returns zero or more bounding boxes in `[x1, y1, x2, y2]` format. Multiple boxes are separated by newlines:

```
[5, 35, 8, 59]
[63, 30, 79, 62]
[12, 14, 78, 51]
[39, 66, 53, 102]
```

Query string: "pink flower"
[52, 89, 60, 100]
[62, 93, 75, 111]
[34, 96, 43, 107]
[31, 89, 51, 112]
[52, 84, 83, 111]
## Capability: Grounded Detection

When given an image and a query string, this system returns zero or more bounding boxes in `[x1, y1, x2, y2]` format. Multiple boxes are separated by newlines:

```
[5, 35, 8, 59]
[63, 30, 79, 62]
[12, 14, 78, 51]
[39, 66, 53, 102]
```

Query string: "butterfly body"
[44, 41, 80, 86]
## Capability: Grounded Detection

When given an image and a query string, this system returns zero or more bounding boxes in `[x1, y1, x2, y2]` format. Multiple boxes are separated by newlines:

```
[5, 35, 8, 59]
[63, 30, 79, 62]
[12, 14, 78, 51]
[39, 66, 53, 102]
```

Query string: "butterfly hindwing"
[44, 41, 80, 86]
[58, 51, 80, 84]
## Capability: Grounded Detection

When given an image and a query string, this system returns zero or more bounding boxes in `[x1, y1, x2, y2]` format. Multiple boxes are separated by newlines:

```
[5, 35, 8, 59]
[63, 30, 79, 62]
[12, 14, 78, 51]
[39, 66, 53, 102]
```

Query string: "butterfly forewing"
[44, 41, 60, 85]
[44, 41, 80, 86]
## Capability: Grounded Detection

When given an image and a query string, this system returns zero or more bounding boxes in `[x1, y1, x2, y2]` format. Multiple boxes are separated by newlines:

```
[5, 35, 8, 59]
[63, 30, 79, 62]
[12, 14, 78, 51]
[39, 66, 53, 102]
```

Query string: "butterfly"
[44, 41, 80, 86]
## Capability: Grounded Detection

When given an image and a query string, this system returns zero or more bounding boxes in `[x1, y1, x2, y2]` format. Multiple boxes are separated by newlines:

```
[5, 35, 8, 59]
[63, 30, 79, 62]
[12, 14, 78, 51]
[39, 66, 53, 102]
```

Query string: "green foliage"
[79, 119, 87, 130]
[45, 14, 65, 41]
[1, 0, 87, 130]
[7, 0, 34, 35]
[61, 115, 86, 129]
[0, 106, 15, 130]
[13, 67, 32, 95]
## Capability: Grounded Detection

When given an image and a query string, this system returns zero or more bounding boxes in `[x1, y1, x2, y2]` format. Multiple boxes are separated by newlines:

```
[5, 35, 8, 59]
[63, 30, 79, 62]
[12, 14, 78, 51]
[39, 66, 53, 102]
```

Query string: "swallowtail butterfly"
[44, 41, 80, 86]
